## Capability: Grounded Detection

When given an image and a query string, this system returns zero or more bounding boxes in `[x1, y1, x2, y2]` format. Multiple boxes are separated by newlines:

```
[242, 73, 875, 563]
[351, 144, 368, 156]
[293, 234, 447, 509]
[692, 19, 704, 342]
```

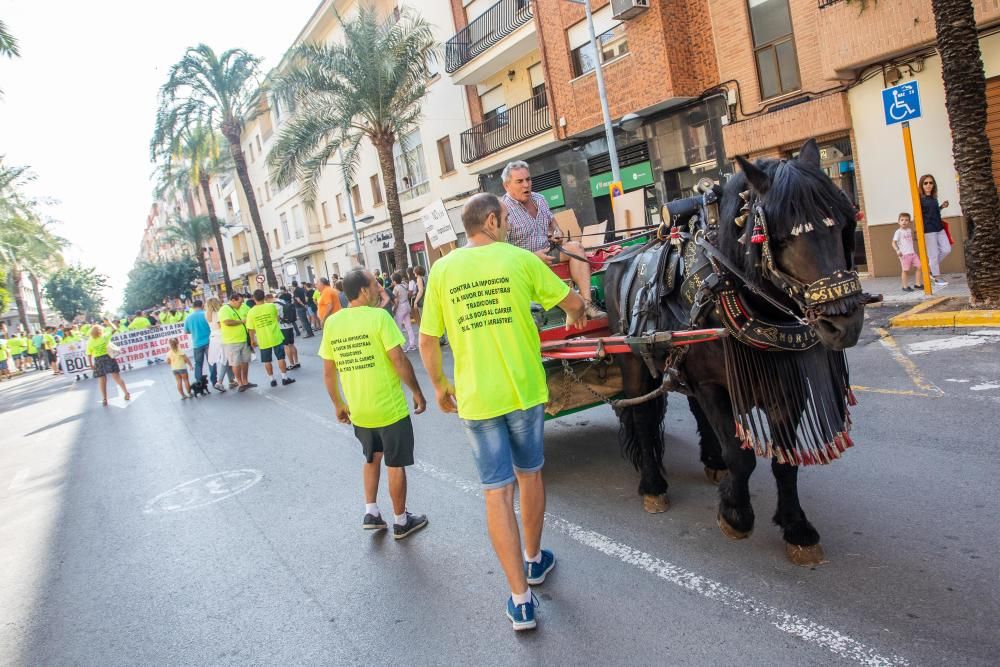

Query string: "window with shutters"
[568, 6, 628, 78]
[371, 174, 383, 206]
[437, 136, 455, 175]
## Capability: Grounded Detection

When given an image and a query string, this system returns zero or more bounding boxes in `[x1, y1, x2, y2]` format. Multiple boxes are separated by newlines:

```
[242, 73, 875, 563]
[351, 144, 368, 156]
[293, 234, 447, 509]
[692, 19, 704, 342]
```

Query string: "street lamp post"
[566, 0, 620, 185]
[338, 147, 365, 267]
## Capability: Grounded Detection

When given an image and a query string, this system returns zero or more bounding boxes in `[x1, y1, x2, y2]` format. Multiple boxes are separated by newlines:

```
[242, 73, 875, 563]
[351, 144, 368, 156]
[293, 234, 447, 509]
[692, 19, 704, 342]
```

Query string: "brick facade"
[817, 0, 1000, 78]
[533, 0, 718, 138]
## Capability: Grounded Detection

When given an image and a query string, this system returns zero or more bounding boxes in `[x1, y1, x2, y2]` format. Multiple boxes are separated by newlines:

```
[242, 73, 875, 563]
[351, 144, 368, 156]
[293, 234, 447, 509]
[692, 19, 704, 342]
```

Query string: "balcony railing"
[445, 0, 533, 73]
[460, 87, 550, 163]
[817, 0, 843, 7]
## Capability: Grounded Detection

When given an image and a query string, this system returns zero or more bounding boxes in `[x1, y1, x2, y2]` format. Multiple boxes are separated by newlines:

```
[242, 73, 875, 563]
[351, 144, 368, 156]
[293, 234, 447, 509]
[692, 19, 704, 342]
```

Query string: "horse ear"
[735, 156, 770, 195]
[798, 139, 821, 168]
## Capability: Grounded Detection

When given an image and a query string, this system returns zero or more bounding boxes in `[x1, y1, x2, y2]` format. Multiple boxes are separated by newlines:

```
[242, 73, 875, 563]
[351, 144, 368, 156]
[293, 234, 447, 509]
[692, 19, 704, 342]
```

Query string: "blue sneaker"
[525, 549, 555, 585]
[506, 594, 538, 631]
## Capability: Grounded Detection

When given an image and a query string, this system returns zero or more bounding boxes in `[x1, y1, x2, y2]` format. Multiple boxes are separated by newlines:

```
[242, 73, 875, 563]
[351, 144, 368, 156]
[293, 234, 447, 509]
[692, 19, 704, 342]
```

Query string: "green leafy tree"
[152, 45, 278, 287]
[269, 4, 437, 270]
[0, 213, 66, 331]
[163, 215, 213, 285]
[0, 268, 10, 314]
[153, 125, 234, 293]
[123, 257, 199, 314]
[0, 18, 20, 98]
[44, 266, 108, 322]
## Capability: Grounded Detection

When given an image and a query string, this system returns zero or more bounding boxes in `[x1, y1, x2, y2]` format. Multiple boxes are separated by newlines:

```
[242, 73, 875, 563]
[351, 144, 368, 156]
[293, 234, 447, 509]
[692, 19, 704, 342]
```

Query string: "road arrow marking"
[128, 379, 156, 389]
[108, 390, 144, 408]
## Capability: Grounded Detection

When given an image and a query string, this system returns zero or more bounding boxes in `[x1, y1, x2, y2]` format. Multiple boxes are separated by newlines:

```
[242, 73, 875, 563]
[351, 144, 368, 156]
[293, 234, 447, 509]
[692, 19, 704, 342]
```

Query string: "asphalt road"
[1, 311, 998, 666]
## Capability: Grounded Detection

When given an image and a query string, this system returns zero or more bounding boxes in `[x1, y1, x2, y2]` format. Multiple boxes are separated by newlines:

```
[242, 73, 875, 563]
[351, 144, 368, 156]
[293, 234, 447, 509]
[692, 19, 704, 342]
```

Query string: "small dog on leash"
[189, 375, 210, 398]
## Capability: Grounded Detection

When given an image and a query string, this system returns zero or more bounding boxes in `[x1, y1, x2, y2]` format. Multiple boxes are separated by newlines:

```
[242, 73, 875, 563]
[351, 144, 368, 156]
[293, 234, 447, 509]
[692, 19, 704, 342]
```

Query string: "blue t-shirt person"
[183, 308, 211, 348]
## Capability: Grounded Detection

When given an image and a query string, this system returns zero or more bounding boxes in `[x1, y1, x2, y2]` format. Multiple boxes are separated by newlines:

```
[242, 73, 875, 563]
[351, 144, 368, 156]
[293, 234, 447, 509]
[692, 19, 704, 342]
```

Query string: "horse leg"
[772, 460, 825, 566]
[617, 356, 669, 513]
[693, 384, 756, 539]
[687, 396, 727, 484]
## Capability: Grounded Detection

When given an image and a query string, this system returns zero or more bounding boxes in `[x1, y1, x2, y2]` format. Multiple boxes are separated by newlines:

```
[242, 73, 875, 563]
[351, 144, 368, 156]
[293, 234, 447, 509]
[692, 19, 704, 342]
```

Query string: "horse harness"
[606, 180, 864, 388]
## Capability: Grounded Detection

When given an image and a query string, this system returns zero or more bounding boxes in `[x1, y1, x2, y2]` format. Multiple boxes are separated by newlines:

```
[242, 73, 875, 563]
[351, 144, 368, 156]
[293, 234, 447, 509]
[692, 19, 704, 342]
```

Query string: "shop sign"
[371, 230, 394, 250]
[590, 161, 654, 197]
[418, 199, 458, 248]
[410, 241, 425, 252]
[538, 186, 565, 209]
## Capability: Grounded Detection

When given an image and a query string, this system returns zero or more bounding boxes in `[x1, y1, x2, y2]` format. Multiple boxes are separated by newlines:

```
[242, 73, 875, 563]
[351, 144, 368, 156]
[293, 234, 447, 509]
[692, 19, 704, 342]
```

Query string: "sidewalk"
[860, 272, 969, 306]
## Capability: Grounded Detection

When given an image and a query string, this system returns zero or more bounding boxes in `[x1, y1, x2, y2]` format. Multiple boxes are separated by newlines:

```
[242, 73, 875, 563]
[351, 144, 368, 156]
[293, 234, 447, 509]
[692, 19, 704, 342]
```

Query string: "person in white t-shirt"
[891, 212, 920, 292]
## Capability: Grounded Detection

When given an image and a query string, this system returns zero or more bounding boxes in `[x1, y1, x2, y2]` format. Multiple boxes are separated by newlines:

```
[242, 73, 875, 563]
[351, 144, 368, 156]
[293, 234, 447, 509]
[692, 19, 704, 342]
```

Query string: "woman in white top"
[205, 297, 234, 391]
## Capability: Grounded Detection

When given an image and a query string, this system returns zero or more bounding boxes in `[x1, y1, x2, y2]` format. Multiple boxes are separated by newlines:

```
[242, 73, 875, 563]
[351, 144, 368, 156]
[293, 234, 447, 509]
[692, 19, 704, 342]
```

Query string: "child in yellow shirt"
[166, 338, 193, 399]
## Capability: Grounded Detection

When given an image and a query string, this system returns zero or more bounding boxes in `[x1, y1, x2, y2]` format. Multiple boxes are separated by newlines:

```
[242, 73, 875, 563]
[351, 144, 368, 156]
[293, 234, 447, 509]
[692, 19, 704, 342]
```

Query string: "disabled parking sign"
[882, 81, 921, 125]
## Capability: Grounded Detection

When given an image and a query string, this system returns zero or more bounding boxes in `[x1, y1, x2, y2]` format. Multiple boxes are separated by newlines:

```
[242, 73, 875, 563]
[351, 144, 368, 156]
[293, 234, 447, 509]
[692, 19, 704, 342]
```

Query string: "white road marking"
[906, 335, 998, 356]
[411, 461, 908, 667]
[127, 379, 156, 389]
[944, 379, 970, 383]
[143, 469, 263, 514]
[7, 468, 31, 492]
[107, 390, 144, 408]
[260, 394, 908, 666]
[970, 381, 1000, 391]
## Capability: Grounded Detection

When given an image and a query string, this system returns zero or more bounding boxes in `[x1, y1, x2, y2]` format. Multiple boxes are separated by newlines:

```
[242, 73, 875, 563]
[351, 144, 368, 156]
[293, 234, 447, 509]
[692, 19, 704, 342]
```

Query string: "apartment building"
[709, 0, 1000, 276]
[214, 0, 481, 287]
[448, 0, 726, 230]
[138, 191, 224, 294]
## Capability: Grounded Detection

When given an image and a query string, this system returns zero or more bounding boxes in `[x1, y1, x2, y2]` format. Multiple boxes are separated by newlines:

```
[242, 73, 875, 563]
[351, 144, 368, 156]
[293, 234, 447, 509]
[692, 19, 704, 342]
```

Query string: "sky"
[0, 0, 322, 310]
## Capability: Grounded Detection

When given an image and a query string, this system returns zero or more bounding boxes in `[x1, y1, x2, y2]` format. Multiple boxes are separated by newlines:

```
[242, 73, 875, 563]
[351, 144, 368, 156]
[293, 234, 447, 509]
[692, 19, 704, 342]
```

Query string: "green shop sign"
[538, 185, 565, 208]
[589, 161, 654, 197]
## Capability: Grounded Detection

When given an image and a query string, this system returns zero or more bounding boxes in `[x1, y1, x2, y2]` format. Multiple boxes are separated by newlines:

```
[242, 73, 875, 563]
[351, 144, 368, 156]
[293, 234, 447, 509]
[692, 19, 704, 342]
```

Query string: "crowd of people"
[4, 159, 605, 632]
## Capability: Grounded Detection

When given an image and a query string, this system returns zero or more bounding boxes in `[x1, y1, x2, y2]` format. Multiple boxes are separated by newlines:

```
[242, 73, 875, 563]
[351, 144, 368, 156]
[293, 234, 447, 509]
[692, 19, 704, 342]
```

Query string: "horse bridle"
[741, 196, 863, 322]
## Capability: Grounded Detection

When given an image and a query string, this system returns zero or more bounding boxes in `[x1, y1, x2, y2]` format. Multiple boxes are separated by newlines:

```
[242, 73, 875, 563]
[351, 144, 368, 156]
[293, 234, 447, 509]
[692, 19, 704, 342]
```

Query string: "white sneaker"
[933, 278, 949, 287]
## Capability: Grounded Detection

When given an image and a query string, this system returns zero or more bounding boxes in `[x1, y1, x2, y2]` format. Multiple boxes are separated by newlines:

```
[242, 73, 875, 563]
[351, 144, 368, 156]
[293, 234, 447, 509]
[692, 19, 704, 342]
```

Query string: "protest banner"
[58, 323, 192, 372]
[110, 323, 191, 365]
[57, 339, 92, 374]
[419, 199, 458, 249]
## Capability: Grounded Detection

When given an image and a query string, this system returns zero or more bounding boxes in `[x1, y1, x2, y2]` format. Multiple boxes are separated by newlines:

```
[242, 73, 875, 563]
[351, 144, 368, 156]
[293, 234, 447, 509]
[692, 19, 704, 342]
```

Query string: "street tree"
[45, 266, 108, 322]
[152, 45, 278, 288]
[163, 215, 213, 285]
[153, 125, 234, 294]
[269, 4, 437, 271]
[0, 211, 66, 331]
[123, 257, 199, 314]
[930, 0, 1000, 306]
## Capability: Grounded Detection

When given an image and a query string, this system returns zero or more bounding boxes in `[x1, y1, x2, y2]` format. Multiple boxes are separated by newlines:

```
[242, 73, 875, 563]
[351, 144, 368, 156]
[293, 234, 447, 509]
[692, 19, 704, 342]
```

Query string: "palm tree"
[0, 19, 19, 98]
[164, 215, 214, 286]
[153, 125, 234, 294]
[269, 4, 437, 270]
[152, 44, 278, 287]
[0, 214, 66, 330]
[930, 0, 1000, 306]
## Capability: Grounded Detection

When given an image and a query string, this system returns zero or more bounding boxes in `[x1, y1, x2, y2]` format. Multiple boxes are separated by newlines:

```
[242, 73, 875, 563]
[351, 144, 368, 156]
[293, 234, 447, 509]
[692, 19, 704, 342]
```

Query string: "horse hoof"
[717, 513, 752, 540]
[704, 466, 727, 485]
[785, 543, 827, 567]
[642, 494, 670, 513]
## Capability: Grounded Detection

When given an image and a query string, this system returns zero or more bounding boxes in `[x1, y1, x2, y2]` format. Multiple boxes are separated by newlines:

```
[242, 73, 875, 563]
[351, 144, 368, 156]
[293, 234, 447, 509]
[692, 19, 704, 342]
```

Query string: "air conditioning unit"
[611, 0, 650, 20]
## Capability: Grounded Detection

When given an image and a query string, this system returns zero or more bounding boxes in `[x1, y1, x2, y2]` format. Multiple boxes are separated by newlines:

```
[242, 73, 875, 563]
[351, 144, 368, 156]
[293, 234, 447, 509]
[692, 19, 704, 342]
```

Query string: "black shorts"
[281, 328, 295, 346]
[354, 416, 414, 467]
[259, 345, 286, 363]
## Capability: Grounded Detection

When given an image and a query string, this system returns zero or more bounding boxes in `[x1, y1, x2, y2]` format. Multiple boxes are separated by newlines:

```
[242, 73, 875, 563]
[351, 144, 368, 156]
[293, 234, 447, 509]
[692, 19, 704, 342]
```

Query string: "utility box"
[611, 0, 650, 20]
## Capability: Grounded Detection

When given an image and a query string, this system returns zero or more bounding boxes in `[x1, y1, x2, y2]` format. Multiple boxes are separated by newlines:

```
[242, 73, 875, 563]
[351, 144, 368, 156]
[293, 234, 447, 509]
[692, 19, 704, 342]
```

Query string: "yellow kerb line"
[873, 327, 944, 397]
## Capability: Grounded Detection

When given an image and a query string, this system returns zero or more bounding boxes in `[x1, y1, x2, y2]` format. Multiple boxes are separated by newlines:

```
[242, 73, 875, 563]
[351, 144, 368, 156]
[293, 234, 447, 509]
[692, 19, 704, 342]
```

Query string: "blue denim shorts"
[461, 404, 545, 489]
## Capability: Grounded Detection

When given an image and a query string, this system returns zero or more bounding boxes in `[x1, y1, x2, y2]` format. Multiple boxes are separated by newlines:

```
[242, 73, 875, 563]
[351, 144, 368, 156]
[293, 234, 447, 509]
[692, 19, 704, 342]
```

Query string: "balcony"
[445, 0, 537, 86]
[460, 87, 551, 163]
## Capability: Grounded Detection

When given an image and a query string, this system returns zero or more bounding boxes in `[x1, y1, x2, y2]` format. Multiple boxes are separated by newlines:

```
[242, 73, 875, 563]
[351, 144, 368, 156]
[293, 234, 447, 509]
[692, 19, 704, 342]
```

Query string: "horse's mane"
[717, 157, 858, 285]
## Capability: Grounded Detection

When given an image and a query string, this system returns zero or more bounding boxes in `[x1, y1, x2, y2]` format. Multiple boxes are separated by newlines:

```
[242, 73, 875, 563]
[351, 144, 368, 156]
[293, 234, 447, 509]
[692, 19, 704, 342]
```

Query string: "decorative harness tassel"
[750, 216, 766, 244]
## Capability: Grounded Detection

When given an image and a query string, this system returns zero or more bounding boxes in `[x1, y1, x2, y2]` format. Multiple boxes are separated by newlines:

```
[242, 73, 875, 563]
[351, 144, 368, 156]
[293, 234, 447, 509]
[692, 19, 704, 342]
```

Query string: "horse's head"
[722, 139, 864, 350]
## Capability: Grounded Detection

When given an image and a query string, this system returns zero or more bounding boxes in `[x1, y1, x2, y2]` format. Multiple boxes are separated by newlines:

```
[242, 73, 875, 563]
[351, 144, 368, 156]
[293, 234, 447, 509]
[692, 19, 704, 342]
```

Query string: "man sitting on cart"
[501, 160, 606, 319]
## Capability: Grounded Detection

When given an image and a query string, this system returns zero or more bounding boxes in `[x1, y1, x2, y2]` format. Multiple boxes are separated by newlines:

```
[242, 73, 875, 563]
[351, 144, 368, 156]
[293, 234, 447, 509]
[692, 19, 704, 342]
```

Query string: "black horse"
[604, 139, 866, 565]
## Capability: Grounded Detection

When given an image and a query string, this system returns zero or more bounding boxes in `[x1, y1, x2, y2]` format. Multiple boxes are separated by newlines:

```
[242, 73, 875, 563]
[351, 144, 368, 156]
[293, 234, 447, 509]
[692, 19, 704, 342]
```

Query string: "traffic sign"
[255, 275, 265, 284]
[882, 81, 921, 125]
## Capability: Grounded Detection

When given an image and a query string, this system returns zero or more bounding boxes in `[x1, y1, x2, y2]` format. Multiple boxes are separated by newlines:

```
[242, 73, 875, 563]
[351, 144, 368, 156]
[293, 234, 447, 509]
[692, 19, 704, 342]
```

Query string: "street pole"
[338, 147, 365, 267]
[579, 0, 620, 185]
[901, 121, 932, 296]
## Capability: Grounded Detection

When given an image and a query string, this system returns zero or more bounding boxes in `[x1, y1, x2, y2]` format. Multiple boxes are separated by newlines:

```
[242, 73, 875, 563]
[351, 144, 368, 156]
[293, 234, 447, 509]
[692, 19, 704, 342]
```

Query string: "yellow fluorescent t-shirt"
[318, 306, 409, 429]
[218, 304, 247, 345]
[419, 242, 570, 420]
[245, 303, 284, 349]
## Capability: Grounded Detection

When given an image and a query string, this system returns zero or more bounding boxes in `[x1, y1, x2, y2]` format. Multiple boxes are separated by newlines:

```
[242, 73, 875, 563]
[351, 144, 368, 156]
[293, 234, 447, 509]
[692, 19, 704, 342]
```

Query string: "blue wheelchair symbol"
[882, 82, 922, 125]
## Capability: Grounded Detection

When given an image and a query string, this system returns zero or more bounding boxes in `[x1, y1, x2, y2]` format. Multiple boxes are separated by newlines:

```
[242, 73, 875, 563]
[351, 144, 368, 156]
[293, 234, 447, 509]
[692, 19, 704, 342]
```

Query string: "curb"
[890, 297, 1000, 328]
